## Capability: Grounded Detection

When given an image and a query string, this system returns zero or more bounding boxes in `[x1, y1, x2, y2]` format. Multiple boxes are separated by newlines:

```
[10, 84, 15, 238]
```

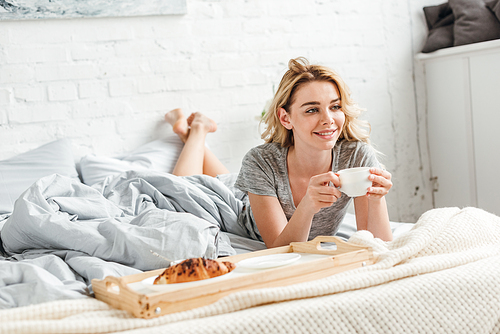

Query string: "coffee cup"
[336, 167, 372, 197]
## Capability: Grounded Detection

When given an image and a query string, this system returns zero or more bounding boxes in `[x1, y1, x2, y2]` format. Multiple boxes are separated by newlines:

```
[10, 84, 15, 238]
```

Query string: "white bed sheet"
[226, 212, 414, 254]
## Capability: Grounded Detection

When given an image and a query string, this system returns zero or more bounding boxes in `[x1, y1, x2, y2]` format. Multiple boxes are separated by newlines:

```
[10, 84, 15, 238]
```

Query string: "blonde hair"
[261, 57, 371, 147]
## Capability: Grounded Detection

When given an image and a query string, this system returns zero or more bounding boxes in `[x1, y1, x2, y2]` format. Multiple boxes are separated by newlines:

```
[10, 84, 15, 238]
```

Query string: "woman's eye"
[331, 105, 341, 111]
[305, 108, 318, 113]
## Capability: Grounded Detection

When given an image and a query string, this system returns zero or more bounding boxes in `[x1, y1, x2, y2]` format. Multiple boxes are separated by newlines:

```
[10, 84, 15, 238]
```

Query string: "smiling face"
[279, 80, 345, 152]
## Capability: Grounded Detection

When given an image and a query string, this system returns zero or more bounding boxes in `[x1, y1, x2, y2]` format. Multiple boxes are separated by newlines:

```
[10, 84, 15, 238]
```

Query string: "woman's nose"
[320, 109, 333, 124]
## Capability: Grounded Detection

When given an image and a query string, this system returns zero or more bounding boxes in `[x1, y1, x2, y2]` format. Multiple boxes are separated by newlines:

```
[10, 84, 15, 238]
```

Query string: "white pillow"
[0, 139, 79, 214]
[80, 137, 183, 186]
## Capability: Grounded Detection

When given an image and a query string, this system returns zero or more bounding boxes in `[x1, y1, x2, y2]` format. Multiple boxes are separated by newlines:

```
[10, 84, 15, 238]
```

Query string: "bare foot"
[165, 108, 189, 142]
[186, 112, 218, 133]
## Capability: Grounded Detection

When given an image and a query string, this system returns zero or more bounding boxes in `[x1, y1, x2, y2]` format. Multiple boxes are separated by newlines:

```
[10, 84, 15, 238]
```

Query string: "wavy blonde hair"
[261, 57, 371, 147]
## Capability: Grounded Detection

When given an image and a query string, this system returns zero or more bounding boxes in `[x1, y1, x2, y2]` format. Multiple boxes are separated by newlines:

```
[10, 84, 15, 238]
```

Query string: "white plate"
[237, 253, 301, 270]
[141, 271, 234, 291]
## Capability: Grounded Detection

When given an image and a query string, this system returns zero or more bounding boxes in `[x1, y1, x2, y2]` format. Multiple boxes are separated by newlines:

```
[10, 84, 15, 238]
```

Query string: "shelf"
[415, 39, 500, 61]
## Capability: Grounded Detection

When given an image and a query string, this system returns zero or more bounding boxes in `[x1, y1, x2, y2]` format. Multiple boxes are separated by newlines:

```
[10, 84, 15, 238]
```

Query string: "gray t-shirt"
[234, 139, 381, 241]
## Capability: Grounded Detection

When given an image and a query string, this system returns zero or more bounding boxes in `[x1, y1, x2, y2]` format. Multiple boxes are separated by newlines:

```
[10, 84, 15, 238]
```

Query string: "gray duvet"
[0, 171, 250, 309]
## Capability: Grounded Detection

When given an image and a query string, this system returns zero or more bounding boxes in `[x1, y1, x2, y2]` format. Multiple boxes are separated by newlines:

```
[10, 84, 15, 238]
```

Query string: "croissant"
[154, 258, 236, 284]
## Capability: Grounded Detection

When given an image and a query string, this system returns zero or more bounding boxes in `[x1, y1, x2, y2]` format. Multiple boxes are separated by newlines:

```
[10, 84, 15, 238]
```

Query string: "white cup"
[337, 167, 372, 197]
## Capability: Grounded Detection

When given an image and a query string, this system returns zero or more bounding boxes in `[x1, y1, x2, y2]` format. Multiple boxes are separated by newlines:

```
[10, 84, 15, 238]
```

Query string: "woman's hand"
[301, 172, 343, 214]
[354, 167, 393, 241]
[366, 167, 392, 200]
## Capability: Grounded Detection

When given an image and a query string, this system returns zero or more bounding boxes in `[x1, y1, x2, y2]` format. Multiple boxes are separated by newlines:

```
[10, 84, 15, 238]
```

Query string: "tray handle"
[290, 236, 368, 255]
[92, 275, 137, 303]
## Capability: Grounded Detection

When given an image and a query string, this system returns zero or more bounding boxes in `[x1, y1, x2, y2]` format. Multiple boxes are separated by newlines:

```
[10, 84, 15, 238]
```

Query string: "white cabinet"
[418, 40, 500, 216]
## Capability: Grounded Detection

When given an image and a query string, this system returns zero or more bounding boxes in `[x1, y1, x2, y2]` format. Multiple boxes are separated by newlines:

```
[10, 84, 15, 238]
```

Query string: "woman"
[166, 57, 393, 248]
[235, 57, 393, 247]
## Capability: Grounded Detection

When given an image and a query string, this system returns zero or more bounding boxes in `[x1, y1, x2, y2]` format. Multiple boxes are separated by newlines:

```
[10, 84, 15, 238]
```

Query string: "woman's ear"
[279, 108, 293, 130]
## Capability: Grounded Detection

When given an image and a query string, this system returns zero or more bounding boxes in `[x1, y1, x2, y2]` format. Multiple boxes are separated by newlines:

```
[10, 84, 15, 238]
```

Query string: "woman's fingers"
[307, 172, 342, 207]
[312, 171, 340, 187]
[315, 172, 342, 197]
[367, 168, 392, 198]
[369, 167, 391, 180]
[318, 187, 341, 202]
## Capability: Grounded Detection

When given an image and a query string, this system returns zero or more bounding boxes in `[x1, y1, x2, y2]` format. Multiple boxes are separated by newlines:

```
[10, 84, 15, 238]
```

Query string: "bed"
[1, 137, 499, 334]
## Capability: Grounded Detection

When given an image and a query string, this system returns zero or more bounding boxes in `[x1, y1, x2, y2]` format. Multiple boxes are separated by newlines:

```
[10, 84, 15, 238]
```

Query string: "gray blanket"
[0, 171, 247, 309]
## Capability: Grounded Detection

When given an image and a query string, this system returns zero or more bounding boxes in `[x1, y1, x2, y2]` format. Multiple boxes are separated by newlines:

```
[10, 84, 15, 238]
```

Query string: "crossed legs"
[165, 108, 229, 177]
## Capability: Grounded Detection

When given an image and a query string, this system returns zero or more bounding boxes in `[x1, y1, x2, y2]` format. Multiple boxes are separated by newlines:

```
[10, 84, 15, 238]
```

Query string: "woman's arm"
[248, 193, 312, 248]
[249, 172, 342, 248]
[353, 167, 393, 241]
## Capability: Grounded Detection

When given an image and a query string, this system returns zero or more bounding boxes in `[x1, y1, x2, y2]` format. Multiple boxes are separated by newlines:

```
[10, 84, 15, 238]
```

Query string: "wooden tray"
[92, 236, 373, 319]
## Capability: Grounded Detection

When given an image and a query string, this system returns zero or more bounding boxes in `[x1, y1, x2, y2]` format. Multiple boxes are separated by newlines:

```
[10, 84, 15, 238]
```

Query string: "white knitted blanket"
[1, 207, 500, 334]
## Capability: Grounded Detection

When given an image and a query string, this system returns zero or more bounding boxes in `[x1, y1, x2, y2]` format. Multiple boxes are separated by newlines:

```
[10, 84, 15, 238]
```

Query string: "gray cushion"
[424, 2, 454, 29]
[449, 0, 500, 46]
[486, 0, 500, 22]
[422, 3, 455, 53]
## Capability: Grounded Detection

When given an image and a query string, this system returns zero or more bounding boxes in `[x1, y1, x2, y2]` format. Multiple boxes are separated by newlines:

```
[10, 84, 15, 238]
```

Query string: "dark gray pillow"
[422, 2, 455, 53]
[487, 0, 500, 22]
[422, 3, 455, 53]
[422, 25, 455, 53]
[424, 2, 454, 29]
[449, 0, 500, 46]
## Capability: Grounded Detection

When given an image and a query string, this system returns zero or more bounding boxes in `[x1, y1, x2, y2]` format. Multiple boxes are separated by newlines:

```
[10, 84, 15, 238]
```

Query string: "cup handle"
[329, 180, 342, 191]
[331, 173, 344, 192]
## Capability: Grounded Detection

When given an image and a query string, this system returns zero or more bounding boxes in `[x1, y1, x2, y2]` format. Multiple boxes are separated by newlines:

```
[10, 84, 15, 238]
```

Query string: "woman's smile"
[313, 128, 337, 139]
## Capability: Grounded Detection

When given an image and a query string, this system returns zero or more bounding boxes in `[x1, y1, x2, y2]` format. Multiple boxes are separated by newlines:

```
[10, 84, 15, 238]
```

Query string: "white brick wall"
[0, 0, 444, 222]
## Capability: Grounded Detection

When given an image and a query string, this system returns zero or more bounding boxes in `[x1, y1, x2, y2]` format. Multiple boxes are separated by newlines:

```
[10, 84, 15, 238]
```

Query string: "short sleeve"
[235, 144, 283, 197]
[334, 140, 381, 172]
[354, 143, 381, 168]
